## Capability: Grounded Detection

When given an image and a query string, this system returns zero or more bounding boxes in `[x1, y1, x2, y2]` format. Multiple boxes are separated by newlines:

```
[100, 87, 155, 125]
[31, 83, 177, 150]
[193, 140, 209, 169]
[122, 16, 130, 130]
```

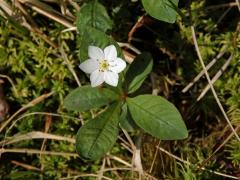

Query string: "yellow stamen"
[99, 60, 109, 71]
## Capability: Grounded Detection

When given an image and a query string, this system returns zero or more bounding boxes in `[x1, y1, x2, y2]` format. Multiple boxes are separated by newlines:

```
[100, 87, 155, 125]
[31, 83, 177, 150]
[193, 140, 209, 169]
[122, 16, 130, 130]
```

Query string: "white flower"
[79, 45, 126, 87]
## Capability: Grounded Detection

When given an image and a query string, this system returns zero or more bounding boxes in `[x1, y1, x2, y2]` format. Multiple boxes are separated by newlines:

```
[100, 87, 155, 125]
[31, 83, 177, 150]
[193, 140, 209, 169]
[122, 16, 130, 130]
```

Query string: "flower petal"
[79, 59, 99, 74]
[90, 70, 104, 87]
[104, 71, 119, 87]
[104, 45, 117, 60]
[88, 46, 104, 60]
[109, 58, 126, 73]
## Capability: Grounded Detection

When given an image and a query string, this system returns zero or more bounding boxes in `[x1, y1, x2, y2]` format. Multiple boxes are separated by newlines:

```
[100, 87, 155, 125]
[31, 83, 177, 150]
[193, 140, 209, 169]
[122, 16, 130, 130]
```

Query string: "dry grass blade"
[18, 0, 74, 28]
[12, 111, 82, 124]
[197, 126, 240, 171]
[60, 174, 113, 180]
[0, 131, 75, 146]
[191, 26, 240, 141]
[118, 42, 141, 55]
[99, 167, 158, 180]
[97, 158, 106, 180]
[0, 148, 78, 157]
[11, 160, 41, 172]
[1, 0, 34, 31]
[197, 54, 234, 101]
[149, 140, 161, 173]
[235, 0, 240, 12]
[0, 74, 19, 97]
[157, 146, 239, 179]
[0, 1, 12, 16]
[182, 46, 227, 93]
[67, 0, 80, 11]
[107, 154, 132, 167]
[0, 92, 54, 133]
[59, 42, 81, 87]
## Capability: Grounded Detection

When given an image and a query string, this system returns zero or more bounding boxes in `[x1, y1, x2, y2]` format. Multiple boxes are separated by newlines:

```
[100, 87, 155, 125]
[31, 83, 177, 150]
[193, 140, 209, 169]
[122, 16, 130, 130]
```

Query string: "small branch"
[10, 111, 82, 125]
[191, 26, 240, 141]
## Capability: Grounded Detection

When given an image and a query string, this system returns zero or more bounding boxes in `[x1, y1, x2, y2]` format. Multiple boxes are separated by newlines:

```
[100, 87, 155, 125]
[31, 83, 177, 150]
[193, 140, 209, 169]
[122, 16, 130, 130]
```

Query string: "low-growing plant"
[64, 0, 188, 161]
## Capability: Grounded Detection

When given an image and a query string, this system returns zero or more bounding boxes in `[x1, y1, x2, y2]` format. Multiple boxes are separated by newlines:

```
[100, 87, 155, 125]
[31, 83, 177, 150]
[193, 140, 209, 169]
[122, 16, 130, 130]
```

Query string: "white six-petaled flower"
[79, 45, 126, 87]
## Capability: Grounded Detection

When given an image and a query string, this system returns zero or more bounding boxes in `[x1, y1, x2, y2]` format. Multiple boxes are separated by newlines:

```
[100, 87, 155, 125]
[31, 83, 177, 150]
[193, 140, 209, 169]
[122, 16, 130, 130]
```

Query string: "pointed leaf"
[76, 0, 113, 33]
[127, 95, 188, 140]
[76, 103, 120, 160]
[141, 0, 179, 23]
[125, 52, 153, 94]
[64, 86, 118, 112]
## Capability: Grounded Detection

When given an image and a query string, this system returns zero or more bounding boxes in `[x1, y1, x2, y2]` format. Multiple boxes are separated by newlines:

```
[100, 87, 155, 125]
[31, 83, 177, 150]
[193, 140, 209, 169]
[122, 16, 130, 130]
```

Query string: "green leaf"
[64, 86, 119, 112]
[141, 0, 179, 23]
[125, 52, 153, 94]
[127, 95, 188, 140]
[76, 0, 113, 33]
[78, 27, 122, 62]
[76, 103, 121, 160]
[119, 103, 138, 132]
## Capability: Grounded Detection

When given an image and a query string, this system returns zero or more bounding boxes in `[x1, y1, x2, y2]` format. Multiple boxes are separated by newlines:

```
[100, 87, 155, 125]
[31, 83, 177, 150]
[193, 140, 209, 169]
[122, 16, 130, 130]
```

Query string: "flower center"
[99, 60, 109, 71]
